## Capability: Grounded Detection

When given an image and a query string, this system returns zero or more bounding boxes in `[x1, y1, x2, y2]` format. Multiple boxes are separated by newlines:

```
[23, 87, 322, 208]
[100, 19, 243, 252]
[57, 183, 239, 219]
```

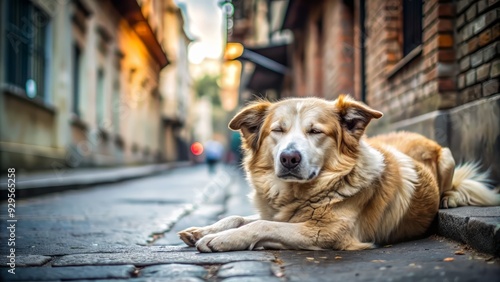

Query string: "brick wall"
[322, 0, 355, 99]
[365, 0, 457, 126]
[287, 1, 355, 98]
[456, 0, 499, 104]
[285, 0, 498, 116]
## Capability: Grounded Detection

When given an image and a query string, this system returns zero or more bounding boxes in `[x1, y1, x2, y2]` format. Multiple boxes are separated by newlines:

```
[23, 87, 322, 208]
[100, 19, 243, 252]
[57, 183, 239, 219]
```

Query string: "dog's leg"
[195, 220, 373, 252]
[178, 214, 259, 246]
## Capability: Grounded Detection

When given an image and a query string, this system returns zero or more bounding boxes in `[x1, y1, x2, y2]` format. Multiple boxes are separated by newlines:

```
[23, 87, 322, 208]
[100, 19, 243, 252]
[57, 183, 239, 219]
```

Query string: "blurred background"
[0, 0, 498, 182]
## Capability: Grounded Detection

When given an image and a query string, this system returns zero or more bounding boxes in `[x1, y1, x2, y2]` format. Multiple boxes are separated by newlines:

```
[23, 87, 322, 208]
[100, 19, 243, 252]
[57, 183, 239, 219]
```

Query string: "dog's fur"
[179, 95, 500, 252]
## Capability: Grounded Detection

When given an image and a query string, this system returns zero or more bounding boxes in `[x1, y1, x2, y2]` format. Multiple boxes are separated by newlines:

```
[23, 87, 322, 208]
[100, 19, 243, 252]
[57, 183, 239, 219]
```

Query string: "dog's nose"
[280, 150, 302, 169]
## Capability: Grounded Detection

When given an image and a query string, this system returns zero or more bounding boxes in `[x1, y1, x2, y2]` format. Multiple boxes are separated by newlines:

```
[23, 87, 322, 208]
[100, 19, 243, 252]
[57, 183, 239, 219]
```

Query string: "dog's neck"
[310, 140, 386, 198]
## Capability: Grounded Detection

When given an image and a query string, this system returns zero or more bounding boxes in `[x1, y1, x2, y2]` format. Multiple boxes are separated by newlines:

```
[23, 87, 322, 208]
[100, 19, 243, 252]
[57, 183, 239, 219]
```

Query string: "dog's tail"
[443, 163, 500, 208]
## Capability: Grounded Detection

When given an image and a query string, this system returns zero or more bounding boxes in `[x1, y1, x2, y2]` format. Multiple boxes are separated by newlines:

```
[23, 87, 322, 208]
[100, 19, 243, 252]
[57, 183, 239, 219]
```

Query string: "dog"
[179, 95, 500, 252]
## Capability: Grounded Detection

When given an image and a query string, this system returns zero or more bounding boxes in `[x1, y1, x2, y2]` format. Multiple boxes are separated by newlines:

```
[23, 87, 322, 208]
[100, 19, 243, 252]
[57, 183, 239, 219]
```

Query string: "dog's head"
[229, 95, 382, 183]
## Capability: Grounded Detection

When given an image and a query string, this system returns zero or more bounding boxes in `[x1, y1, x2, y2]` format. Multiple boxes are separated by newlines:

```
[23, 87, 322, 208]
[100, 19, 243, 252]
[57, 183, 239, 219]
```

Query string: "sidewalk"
[0, 162, 191, 199]
[0, 165, 498, 281]
[2, 163, 497, 256]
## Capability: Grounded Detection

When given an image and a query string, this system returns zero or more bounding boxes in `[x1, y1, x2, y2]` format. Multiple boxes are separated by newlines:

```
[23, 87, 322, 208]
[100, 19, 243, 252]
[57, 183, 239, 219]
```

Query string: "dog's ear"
[228, 101, 271, 151]
[335, 95, 383, 139]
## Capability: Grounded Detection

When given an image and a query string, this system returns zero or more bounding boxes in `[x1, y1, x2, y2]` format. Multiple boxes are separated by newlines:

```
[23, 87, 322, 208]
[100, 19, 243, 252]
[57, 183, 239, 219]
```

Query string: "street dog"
[179, 95, 500, 252]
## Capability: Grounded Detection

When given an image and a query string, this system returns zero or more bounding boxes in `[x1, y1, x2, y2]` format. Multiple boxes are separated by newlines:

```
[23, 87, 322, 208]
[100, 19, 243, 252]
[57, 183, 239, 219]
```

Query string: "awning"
[246, 65, 285, 92]
[239, 44, 289, 92]
[111, 0, 169, 68]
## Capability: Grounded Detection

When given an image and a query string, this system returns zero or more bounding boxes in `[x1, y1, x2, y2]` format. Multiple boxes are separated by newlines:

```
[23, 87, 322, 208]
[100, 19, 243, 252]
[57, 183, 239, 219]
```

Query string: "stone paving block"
[222, 277, 282, 282]
[0, 265, 135, 281]
[76, 278, 204, 282]
[277, 237, 500, 282]
[0, 254, 51, 267]
[218, 261, 273, 278]
[53, 251, 274, 266]
[140, 264, 207, 278]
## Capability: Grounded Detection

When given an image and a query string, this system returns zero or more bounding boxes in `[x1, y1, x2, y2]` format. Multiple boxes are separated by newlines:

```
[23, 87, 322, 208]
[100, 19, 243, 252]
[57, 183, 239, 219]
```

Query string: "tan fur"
[179, 95, 499, 252]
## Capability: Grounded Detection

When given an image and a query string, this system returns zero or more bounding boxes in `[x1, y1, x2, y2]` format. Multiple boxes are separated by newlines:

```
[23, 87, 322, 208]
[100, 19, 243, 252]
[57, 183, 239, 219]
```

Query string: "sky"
[175, 0, 224, 64]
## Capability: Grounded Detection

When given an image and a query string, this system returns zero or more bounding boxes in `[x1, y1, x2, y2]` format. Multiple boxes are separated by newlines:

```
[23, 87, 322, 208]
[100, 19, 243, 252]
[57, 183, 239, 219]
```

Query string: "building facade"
[228, 0, 499, 182]
[0, 0, 192, 171]
[159, 0, 194, 162]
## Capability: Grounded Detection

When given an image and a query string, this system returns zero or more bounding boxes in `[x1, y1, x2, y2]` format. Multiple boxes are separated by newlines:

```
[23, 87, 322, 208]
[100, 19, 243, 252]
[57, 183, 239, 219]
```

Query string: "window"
[402, 0, 423, 56]
[72, 45, 82, 116]
[96, 69, 105, 126]
[5, 0, 50, 100]
[112, 80, 120, 134]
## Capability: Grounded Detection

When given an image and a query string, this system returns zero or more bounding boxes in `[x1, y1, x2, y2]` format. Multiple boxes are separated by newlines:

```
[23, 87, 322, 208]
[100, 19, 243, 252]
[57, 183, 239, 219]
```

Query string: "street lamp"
[218, 0, 234, 47]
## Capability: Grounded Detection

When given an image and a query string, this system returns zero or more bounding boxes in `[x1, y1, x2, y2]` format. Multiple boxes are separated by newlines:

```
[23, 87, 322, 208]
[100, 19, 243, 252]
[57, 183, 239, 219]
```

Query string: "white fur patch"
[357, 141, 386, 184]
[376, 145, 418, 242]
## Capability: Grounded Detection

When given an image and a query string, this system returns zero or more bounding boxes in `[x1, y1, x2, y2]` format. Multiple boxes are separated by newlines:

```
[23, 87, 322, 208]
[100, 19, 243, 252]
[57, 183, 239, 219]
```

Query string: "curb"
[0, 162, 192, 200]
[438, 206, 500, 256]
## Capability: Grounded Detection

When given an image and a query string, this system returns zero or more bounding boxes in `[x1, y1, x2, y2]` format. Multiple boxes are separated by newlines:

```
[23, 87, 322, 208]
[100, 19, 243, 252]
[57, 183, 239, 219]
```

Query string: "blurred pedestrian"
[204, 140, 224, 174]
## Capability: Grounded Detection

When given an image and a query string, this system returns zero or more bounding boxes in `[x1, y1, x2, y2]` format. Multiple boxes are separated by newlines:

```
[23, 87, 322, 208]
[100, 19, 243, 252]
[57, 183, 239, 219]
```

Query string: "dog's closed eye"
[307, 128, 323, 134]
[271, 128, 284, 133]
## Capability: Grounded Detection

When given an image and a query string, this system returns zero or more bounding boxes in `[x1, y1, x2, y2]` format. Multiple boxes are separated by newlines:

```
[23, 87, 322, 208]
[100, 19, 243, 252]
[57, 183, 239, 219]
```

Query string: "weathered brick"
[471, 50, 484, 67]
[460, 56, 471, 71]
[438, 34, 454, 47]
[478, 0, 488, 13]
[466, 84, 483, 100]
[424, 0, 437, 14]
[491, 59, 500, 77]
[458, 73, 466, 89]
[424, 6, 439, 29]
[424, 22, 438, 43]
[457, 0, 469, 14]
[479, 28, 492, 46]
[460, 42, 470, 57]
[467, 36, 480, 53]
[425, 68, 437, 83]
[465, 3, 477, 21]
[457, 14, 466, 29]
[466, 68, 476, 85]
[438, 49, 456, 62]
[483, 79, 499, 96]
[476, 63, 491, 81]
[483, 42, 498, 61]
[439, 3, 455, 17]
[457, 0, 469, 13]
[473, 15, 486, 34]
[439, 78, 455, 91]
[437, 63, 455, 77]
[485, 9, 498, 27]
[492, 23, 500, 40]
[438, 19, 454, 32]
[462, 23, 474, 40]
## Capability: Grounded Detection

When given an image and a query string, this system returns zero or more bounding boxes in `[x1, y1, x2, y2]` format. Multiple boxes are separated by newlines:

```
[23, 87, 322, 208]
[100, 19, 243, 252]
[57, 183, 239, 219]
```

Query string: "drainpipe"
[360, 0, 366, 103]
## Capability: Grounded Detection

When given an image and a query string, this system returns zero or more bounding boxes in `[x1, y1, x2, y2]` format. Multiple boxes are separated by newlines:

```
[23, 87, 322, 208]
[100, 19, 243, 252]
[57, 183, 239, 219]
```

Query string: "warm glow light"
[221, 60, 241, 89]
[224, 42, 244, 60]
[220, 60, 241, 111]
[190, 142, 204, 156]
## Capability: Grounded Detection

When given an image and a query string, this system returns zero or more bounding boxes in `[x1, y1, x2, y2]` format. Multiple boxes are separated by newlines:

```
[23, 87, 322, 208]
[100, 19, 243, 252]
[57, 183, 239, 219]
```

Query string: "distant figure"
[204, 140, 224, 174]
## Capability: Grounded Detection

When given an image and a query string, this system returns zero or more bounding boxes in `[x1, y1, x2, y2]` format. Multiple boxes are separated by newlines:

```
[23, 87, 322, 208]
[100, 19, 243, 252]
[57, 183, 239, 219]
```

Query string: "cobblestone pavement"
[1, 165, 499, 281]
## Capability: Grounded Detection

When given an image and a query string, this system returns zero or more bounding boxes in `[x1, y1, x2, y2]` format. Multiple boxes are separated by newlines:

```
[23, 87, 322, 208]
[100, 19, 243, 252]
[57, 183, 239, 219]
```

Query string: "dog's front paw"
[178, 227, 211, 247]
[195, 230, 252, 252]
